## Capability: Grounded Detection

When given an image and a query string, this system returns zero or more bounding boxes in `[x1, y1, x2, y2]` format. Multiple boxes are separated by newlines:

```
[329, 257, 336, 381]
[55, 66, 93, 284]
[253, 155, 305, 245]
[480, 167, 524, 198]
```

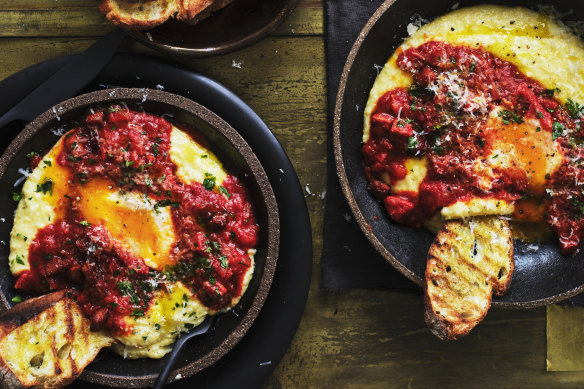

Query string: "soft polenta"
[9, 107, 258, 358]
[362, 5, 584, 252]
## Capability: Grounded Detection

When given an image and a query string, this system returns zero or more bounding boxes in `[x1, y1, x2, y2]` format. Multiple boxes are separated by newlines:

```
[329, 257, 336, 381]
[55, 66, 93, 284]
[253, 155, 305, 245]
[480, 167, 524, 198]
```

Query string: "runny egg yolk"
[45, 142, 177, 271]
[483, 110, 563, 220]
[75, 178, 176, 270]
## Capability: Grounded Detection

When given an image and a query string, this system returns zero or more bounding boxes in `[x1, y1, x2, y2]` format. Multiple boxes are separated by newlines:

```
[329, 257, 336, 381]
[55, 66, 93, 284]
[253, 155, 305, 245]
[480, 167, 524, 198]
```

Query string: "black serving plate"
[0, 53, 312, 388]
[334, 0, 584, 308]
[127, 0, 298, 57]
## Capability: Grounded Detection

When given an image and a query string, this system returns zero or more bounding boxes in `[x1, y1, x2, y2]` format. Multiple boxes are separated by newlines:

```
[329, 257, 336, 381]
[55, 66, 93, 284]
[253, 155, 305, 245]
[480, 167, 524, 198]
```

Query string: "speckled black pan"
[334, 0, 584, 309]
[0, 88, 279, 387]
[127, 0, 298, 57]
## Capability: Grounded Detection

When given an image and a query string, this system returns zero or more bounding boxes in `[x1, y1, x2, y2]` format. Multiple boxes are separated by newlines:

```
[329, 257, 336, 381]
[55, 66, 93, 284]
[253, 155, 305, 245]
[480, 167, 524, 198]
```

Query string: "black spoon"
[153, 315, 216, 389]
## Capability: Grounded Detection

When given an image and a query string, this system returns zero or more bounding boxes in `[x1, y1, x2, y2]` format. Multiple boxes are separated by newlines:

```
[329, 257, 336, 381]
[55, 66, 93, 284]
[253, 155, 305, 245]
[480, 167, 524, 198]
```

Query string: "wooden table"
[2, 1, 584, 388]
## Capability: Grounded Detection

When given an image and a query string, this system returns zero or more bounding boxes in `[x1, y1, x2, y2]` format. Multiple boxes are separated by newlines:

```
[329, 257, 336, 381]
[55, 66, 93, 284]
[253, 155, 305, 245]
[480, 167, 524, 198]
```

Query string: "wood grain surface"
[0, 1, 582, 388]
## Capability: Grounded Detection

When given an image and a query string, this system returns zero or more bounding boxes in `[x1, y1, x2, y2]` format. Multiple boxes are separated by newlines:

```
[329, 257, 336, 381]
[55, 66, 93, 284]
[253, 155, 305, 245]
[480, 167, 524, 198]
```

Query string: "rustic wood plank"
[0, 9, 112, 37]
[0, 0, 322, 37]
[0, 0, 91, 8]
[265, 290, 584, 388]
[4, 6, 584, 386]
[0, 37, 95, 80]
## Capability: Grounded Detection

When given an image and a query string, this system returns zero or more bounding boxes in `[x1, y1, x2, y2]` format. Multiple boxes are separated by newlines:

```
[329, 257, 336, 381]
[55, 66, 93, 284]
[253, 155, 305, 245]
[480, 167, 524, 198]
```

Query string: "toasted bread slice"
[181, 0, 234, 24]
[98, 0, 231, 29]
[98, 0, 179, 30]
[0, 292, 113, 389]
[424, 216, 514, 341]
[176, 0, 216, 21]
[0, 291, 66, 340]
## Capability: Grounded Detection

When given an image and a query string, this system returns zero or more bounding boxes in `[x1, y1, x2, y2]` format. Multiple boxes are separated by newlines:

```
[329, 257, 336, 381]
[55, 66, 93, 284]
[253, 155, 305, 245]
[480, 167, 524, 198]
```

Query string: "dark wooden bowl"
[127, 0, 299, 57]
[0, 88, 279, 387]
[334, 0, 584, 309]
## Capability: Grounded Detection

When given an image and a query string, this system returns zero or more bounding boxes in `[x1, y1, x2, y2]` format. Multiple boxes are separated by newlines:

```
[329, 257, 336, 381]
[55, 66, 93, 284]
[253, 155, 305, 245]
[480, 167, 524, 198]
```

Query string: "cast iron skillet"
[334, 0, 584, 308]
[127, 0, 298, 57]
[0, 88, 279, 387]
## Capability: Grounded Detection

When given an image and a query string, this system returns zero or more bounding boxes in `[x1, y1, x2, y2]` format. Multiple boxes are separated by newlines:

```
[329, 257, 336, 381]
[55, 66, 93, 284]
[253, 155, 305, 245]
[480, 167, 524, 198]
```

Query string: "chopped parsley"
[407, 136, 418, 149]
[566, 98, 583, 118]
[498, 110, 524, 125]
[35, 178, 53, 196]
[219, 255, 229, 269]
[552, 122, 565, 140]
[26, 151, 38, 159]
[11, 295, 22, 303]
[14, 255, 24, 265]
[42, 160, 51, 167]
[203, 173, 216, 190]
[79, 220, 91, 227]
[154, 199, 180, 211]
[219, 186, 230, 199]
[544, 87, 561, 97]
[12, 192, 22, 202]
[117, 281, 133, 296]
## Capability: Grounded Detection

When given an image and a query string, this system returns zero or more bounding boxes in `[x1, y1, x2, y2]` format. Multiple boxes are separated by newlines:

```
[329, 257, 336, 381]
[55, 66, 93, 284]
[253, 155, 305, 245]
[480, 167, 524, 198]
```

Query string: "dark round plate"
[0, 87, 279, 387]
[127, 0, 299, 57]
[334, 0, 584, 308]
[0, 54, 311, 388]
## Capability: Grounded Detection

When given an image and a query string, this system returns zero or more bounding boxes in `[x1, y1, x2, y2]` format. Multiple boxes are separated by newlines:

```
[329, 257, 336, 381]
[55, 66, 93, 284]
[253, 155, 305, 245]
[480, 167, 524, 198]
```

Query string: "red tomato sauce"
[14, 107, 258, 334]
[363, 41, 584, 254]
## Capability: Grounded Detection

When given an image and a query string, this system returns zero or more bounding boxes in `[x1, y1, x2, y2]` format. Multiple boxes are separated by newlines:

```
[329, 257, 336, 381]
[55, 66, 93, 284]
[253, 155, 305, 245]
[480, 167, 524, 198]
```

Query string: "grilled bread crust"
[0, 292, 113, 389]
[176, 0, 215, 21]
[180, 0, 233, 24]
[0, 292, 66, 340]
[424, 217, 514, 341]
[98, 0, 179, 30]
[98, 0, 231, 29]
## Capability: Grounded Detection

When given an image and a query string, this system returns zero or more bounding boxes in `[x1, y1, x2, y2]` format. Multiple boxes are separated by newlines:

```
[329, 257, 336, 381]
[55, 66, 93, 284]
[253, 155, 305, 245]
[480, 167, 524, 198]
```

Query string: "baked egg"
[362, 5, 584, 252]
[9, 107, 257, 358]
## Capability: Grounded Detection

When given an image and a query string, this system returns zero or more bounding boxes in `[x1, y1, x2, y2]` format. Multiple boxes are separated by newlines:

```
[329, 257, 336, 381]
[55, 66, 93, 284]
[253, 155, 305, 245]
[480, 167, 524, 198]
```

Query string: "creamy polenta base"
[363, 5, 584, 246]
[9, 113, 255, 359]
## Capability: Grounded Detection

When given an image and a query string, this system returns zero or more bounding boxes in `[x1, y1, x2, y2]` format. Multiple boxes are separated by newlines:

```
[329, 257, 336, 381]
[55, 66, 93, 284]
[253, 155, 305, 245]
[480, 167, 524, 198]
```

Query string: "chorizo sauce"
[14, 107, 258, 335]
[363, 41, 584, 254]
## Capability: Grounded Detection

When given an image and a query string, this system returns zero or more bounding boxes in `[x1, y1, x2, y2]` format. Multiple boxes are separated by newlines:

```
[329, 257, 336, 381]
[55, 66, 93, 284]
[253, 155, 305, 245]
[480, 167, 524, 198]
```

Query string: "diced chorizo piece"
[91, 307, 110, 330]
[68, 265, 83, 283]
[85, 112, 105, 127]
[387, 162, 408, 180]
[371, 113, 395, 135]
[383, 195, 415, 223]
[368, 180, 390, 199]
[415, 67, 437, 86]
[362, 142, 378, 160]
[389, 121, 414, 142]
[379, 138, 393, 152]
[45, 257, 68, 276]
